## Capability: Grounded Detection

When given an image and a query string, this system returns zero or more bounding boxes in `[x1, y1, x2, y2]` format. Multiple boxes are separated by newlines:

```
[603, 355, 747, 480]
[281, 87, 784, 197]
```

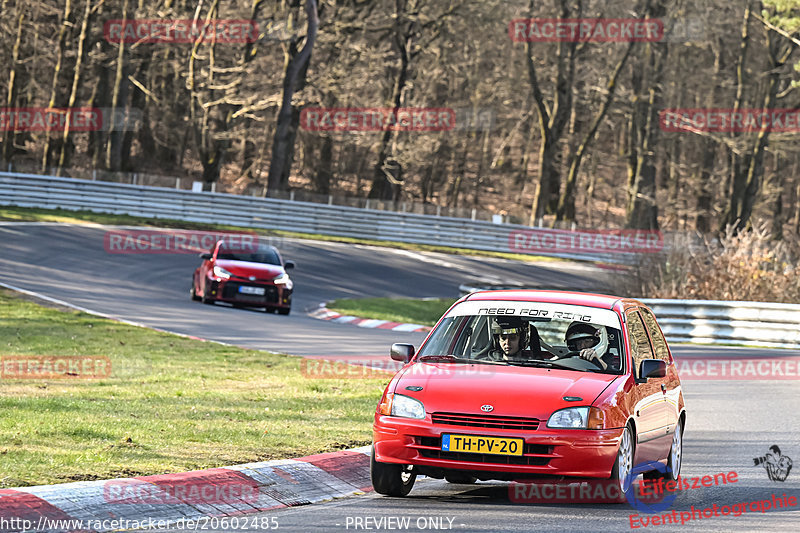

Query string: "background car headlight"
[390, 394, 426, 419]
[547, 407, 605, 429]
[212, 266, 231, 279]
[273, 273, 291, 284]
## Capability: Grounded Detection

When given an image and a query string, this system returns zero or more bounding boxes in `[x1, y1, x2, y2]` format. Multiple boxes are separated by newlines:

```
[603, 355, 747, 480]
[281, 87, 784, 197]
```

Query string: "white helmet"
[565, 322, 608, 356]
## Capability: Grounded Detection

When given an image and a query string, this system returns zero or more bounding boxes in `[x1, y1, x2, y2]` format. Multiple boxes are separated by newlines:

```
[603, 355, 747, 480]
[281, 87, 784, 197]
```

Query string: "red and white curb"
[309, 306, 431, 333]
[0, 447, 372, 532]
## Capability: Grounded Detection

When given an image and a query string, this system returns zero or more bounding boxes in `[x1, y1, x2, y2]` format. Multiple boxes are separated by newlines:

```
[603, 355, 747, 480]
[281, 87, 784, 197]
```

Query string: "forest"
[2, 0, 800, 235]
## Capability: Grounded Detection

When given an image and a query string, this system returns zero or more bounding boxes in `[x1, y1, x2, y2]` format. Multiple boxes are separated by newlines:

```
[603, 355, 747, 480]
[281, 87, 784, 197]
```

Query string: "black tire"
[643, 418, 683, 482]
[277, 307, 291, 315]
[444, 472, 477, 484]
[370, 448, 416, 496]
[265, 306, 276, 313]
[190, 282, 201, 301]
[609, 424, 635, 503]
[200, 283, 214, 305]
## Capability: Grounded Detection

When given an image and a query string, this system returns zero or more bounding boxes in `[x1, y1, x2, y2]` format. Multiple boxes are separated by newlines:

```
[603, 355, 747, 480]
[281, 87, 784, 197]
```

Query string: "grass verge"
[0, 288, 390, 488]
[327, 297, 458, 326]
[0, 205, 562, 263]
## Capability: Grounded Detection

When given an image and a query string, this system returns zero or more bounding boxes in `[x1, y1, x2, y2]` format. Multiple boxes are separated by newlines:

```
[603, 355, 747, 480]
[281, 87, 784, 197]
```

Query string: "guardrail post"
[328, 195, 333, 205]
[92, 169, 97, 180]
[211, 182, 216, 193]
[175, 178, 181, 189]
[471, 208, 477, 220]
[436, 205, 441, 217]
[290, 191, 295, 201]
[365, 199, 370, 210]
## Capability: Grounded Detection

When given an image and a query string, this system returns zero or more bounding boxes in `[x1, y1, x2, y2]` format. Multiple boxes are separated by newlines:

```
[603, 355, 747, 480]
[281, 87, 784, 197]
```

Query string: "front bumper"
[373, 414, 623, 479]
[206, 278, 292, 309]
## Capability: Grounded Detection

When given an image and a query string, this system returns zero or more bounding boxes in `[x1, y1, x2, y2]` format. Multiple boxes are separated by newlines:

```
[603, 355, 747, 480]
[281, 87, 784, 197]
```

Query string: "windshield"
[216, 245, 282, 265]
[417, 302, 624, 375]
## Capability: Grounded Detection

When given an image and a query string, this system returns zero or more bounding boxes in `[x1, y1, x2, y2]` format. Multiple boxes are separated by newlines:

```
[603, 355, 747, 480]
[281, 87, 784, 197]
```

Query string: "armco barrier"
[0, 172, 648, 263]
[458, 284, 800, 349]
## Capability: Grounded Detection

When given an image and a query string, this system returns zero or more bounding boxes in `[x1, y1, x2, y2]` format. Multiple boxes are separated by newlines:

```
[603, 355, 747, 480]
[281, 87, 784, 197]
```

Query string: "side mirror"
[199, 252, 212, 260]
[391, 343, 415, 363]
[284, 260, 295, 270]
[639, 359, 666, 381]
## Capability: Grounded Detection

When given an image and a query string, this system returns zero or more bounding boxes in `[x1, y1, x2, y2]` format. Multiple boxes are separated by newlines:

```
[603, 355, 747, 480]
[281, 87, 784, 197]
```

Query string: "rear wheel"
[277, 307, 291, 315]
[444, 472, 477, 484]
[265, 306, 276, 313]
[609, 424, 634, 502]
[644, 418, 683, 482]
[370, 448, 416, 496]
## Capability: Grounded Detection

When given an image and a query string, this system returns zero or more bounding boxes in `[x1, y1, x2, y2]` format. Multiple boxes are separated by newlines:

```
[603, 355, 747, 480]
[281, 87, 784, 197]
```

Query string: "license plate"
[441, 434, 524, 456]
[239, 286, 265, 295]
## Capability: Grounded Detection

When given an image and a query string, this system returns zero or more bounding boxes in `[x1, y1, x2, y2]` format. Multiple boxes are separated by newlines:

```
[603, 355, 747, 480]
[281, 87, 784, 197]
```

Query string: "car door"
[640, 307, 680, 438]
[625, 309, 670, 463]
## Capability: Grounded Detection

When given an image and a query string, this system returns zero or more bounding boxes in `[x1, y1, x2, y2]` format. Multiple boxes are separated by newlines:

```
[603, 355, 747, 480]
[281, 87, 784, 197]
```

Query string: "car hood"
[215, 259, 284, 280]
[394, 362, 619, 420]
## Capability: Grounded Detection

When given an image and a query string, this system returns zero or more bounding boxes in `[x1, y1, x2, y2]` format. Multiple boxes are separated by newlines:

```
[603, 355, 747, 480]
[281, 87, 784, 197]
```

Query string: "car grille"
[222, 283, 279, 303]
[414, 436, 552, 466]
[432, 412, 540, 431]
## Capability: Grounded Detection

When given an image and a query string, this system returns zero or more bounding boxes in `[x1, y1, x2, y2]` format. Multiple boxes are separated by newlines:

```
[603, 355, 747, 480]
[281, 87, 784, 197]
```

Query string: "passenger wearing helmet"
[486, 316, 537, 361]
[563, 322, 612, 370]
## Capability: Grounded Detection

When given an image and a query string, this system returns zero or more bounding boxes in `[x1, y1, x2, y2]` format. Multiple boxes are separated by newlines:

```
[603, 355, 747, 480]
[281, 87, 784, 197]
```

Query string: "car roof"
[463, 289, 630, 310]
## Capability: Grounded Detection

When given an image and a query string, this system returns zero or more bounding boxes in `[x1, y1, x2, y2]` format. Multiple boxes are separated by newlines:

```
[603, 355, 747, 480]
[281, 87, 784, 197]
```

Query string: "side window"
[626, 311, 654, 379]
[640, 308, 670, 362]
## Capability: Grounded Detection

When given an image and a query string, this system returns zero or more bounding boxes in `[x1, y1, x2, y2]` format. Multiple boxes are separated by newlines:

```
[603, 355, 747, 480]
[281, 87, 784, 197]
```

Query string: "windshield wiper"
[417, 355, 504, 365]
[505, 359, 597, 372]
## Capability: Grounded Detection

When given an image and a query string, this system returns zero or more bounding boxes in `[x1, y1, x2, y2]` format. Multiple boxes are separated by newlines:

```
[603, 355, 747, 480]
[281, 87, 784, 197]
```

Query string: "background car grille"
[415, 436, 552, 466]
[431, 412, 540, 431]
[222, 283, 279, 303]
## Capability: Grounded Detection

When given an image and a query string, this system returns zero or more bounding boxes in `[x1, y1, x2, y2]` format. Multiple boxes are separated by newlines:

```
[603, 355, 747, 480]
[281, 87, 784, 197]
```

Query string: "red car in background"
[191, 239, 295, 314]
[371, 290, 685, 498]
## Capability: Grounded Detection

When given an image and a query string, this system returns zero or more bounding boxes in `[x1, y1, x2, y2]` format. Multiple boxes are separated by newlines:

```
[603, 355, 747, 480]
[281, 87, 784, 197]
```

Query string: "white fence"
[0, 172, 655, 263]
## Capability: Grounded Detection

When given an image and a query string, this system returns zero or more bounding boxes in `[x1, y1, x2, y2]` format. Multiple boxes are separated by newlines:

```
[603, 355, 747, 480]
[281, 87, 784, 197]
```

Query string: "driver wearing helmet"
[563, 322, 614, 370]
[487, 316, 533, 362]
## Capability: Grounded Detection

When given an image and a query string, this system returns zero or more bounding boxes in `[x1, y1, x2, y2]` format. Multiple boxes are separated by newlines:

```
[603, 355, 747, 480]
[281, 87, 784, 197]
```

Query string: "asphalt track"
[2, 222, 800, 532]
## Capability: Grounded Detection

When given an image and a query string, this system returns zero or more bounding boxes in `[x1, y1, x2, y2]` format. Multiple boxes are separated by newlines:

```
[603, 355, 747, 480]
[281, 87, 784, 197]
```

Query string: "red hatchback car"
[371, 290, 685, 498]
[191, 239, 294, 314]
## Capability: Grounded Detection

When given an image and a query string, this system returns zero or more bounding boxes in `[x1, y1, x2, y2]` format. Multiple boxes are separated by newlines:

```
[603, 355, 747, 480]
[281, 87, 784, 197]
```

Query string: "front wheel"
[371, 448, 416, 496]
[609, 425, 635, 502]
[277, 307, 291, 315]
[190, 282, 201, 301]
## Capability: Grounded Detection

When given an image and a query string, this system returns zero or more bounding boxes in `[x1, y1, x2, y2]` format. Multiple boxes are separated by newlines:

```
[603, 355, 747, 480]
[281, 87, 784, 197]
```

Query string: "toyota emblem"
[480, 404, 494, 412]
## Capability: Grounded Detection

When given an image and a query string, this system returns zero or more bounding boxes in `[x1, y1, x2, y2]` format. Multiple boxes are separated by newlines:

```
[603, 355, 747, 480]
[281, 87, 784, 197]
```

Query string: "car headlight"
[273, 273, 291, 285]
[390, 394, 426, 419]
[547, 407, 605, 429]
[212, 266, 232, 279]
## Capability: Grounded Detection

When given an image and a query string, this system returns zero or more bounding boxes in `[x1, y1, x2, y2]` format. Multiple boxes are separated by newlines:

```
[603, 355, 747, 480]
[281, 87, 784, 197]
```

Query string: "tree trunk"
[41, 0, 73, 173]
[267, 0, 319, 195]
